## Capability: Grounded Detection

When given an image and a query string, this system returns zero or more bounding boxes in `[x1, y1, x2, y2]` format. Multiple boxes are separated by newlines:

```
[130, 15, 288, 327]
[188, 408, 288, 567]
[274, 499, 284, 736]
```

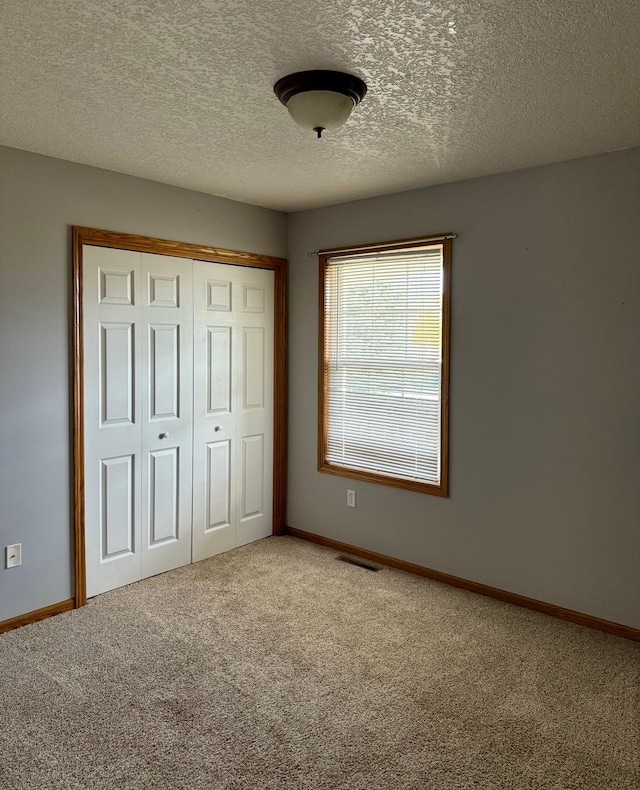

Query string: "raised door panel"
[207, 327, 232, 415]
[242, 283, 265, 313]
[242, 328, 265, 410]
[240, 434, 264, 520]
[149, 448, 179, 545]
[100, 322, 135, 426]
[100, 454, 135, 559]
[149, 324, 180, 420]
[208, 280, 232, 312]
[99, 268, 134, 305]
[149, 273, 179, 308]
[206, 440, 232, 531]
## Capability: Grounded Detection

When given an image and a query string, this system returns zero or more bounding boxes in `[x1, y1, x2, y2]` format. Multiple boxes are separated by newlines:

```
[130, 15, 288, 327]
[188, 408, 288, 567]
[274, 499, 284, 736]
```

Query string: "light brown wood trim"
[73, 226, 286, 269]
[440, 237, 452, 497]
[72, 226, 288, 599]
[318, 236, 451, 497]
[319, 233, 457, 257]
[272, 249, 288, 536]
[317, 461, 449, 496]
[72, 227, 87, 607]
[286, 528, 640, 642]
[0, 599, 75, 635]
[317, 253, 329, 473]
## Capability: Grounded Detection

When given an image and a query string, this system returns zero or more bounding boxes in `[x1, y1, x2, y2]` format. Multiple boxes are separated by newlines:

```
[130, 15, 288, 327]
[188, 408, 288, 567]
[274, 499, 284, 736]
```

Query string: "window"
[318, 235, 452, 496]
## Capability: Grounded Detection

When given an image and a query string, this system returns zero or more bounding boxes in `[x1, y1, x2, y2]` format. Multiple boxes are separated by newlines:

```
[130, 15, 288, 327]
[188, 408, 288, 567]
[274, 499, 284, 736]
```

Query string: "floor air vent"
[337, 555, 381, 572]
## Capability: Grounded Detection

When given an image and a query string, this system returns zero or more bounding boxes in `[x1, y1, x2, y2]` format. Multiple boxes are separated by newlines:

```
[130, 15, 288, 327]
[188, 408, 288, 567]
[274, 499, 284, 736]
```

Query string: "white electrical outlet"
[6, 543, 22, 569]
[347, 489, 356, 508]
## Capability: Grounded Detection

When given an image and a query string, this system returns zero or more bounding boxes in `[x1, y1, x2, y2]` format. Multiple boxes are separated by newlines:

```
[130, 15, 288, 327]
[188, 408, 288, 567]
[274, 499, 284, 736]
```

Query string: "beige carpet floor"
[1, 536, 638, 789]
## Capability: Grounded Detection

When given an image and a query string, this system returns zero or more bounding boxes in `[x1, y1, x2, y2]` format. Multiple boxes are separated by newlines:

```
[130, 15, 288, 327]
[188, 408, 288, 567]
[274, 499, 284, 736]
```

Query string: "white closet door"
[84, 247, 193, 597]
[192, 262, 274, 561]
[84, 246, 143, 597]
[235, 269, 274, 547]
[140, 254, 193, 578]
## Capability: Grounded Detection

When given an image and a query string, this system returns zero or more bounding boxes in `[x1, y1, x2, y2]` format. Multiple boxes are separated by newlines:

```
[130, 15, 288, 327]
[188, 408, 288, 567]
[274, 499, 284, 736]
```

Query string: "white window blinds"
[323, 244, 444, 484]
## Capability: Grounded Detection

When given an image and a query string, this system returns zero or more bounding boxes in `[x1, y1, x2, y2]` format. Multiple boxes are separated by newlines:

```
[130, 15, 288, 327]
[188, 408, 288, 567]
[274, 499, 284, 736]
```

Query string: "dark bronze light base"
[274, 70, 367, 107]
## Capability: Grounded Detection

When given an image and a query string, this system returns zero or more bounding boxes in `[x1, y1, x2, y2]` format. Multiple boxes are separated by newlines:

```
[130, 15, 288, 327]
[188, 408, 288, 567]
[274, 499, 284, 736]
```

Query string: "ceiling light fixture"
[274, 70, 367, 139]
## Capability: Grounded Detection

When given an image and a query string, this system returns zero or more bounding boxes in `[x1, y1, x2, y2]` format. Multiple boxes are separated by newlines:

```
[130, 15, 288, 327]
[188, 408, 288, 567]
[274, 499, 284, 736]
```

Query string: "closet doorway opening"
[73, 227, 287, 605]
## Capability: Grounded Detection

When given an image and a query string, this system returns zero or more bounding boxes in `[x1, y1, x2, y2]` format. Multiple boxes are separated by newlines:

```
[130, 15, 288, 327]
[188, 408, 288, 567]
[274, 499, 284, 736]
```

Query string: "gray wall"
[287, 147, 640, 629]
[0, 146, 287, 622]
[2, 144, 639, 631]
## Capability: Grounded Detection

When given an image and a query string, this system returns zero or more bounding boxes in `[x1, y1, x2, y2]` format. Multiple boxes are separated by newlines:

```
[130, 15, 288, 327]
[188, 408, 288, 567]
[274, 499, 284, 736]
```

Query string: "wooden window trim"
[317, 234, 451, 497]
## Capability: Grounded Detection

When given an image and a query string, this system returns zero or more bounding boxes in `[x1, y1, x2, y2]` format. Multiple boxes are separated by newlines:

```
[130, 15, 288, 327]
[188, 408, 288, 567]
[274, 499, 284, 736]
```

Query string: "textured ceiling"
[1, 0, 639, 212]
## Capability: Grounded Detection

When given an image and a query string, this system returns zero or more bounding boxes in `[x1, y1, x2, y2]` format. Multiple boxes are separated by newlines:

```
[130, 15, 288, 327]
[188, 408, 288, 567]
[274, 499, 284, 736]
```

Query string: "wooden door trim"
[72, 226, 288, 608]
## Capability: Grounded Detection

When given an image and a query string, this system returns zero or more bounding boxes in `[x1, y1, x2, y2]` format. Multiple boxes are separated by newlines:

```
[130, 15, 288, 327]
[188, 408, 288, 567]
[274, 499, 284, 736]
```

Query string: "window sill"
[318, 461, 449, 497]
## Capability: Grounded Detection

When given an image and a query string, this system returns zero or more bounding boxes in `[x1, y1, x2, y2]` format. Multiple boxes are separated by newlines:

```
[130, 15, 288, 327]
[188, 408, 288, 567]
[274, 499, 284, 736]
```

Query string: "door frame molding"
[72, 226, 288, 607]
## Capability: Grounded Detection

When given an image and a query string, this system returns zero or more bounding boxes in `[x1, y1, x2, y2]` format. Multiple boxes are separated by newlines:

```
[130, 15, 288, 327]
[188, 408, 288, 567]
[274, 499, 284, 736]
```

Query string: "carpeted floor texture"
[1, 536, 638, 789]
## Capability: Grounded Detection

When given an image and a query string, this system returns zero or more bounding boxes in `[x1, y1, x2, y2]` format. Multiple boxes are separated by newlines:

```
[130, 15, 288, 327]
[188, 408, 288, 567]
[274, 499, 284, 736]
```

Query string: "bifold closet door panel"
[83, 246, 143, 598]
[140, 253, 193, 579]
[235, 268, 274, 548]
[191, 262, 274, 562]
[192, 262, 237, 561]
[84, 247, 194, 597]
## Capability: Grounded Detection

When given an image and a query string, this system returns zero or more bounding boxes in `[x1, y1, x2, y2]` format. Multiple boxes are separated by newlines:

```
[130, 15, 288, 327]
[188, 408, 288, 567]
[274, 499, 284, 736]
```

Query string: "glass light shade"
[286, 90, 354, 132]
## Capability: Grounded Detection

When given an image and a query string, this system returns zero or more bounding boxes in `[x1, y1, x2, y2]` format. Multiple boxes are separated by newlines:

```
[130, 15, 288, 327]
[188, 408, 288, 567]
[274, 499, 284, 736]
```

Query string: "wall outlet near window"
[6, 543, 22, 568]
[347, 489, 356, 508]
